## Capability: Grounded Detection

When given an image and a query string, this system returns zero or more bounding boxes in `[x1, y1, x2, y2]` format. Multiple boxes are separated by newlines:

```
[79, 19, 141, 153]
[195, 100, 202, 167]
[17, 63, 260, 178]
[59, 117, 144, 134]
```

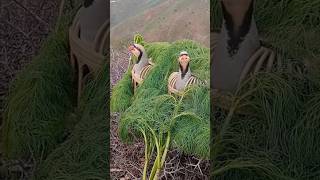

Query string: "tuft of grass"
[134, 33, 145, 46]
[171, 86, 210, 158]
[0, 0, 83, 162]
[110, 42, 171, 112]
[211, 71, 320, 179]
[33, 63, 109, 180]
[110, 71, 133, 112]
[1, 28, 74, 161]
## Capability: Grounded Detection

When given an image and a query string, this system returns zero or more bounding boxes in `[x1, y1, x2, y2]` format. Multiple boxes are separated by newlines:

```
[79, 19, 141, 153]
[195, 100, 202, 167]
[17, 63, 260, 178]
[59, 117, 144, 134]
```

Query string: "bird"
[168, 51, 204, 95]
[211, 0, 275, 93]
[68, 0, 108, 104]
[128, 43, 154, 91]
[79, 0, 108, 43]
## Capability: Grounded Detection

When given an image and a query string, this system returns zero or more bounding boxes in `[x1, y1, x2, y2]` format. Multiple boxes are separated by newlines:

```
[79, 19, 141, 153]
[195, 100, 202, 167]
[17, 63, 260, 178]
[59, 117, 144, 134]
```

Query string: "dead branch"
[12, 0, 50, 28]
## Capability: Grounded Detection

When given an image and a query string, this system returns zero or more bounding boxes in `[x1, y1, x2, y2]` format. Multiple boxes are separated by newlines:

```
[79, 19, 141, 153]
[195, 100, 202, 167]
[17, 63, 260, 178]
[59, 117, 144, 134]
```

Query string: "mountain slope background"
[110, 0, 210, 49]
[110, 0, 163, 27]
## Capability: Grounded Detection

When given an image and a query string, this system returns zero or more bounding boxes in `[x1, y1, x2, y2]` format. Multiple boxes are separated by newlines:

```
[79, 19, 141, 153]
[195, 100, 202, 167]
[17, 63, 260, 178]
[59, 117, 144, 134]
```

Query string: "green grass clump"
[211, 71, 320, 180]
[1, 30, 74, 160]
[34, 64, 109, 180]
[136, 40, 209, 97]
[171, 86, 210, 158]
[113, 39, 210, 159]
[112, 38, 209, 179]
[0, 0, 85, 163]
[134, 33, 145, 46]
[110, 71, 133, 112]
[110, 42, 171, 112]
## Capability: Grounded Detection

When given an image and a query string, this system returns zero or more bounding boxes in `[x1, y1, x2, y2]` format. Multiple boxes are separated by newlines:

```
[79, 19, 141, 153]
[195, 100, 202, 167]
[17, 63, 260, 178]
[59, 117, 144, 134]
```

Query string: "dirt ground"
[110, 49, 210, 180]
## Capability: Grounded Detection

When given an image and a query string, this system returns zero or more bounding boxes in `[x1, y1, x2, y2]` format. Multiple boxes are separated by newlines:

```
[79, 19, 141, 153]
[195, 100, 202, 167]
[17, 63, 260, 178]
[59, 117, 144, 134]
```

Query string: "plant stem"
[149, 148, 160, 179]
[141, 129, 149, 180]
[160, 132, 171, 167]
[148, 125, 161, 180]
[153, 132, 171, 180]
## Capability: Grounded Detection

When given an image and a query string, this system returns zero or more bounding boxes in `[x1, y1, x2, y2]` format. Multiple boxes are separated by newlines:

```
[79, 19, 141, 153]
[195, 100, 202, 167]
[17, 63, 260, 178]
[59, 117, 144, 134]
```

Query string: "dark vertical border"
[106, 0, 111, 179]
[210, 1, 215, 179]
[210, 1, 222, 179]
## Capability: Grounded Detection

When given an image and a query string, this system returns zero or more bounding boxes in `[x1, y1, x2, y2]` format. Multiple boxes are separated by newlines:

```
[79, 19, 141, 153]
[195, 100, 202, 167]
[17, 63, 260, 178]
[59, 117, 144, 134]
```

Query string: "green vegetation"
[134, 33, 145, 46]
[111, 38, 210, 179]
[211, 0, 320, 179]
[34, 64, 109, 180]
[1, 0, 109, 179]
[212, 70, 320, 180]
[110, 41, 171, 112]
[1, 8, 77, 160]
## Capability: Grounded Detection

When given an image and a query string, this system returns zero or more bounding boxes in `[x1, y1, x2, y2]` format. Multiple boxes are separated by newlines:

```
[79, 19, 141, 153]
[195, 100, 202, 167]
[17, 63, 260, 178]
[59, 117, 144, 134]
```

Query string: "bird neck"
[133, 50, 149, 74]
[221, 0, 256, 57]
[136, 50, 148, 65]
[179, 63, 191, 79]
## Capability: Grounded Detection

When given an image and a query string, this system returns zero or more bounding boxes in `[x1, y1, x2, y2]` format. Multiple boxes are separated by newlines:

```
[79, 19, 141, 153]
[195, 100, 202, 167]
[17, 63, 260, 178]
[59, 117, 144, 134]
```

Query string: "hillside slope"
[110, 0, 163, 27]
[111, 0, 210, 48]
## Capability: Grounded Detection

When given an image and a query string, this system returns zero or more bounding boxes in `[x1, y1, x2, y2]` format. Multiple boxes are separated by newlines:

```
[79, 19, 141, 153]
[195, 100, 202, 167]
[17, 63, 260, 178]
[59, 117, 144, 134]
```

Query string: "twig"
[186, 158, 203, 175]
[126, 170, 138, 179]
[55, 0, 66, 32]
[12, 0, 50, 28]
[110, 168, 123, 172]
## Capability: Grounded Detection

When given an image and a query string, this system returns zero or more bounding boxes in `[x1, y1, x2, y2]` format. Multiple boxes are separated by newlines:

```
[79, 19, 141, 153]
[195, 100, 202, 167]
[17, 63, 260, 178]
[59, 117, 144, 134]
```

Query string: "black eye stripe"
[132, 44, 142, 52]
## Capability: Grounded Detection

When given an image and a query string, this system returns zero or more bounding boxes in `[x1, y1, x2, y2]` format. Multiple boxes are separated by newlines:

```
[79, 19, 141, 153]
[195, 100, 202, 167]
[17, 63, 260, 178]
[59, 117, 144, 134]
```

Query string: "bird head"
[178, 51, 190, 68]
[128, 44, 144, 59]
